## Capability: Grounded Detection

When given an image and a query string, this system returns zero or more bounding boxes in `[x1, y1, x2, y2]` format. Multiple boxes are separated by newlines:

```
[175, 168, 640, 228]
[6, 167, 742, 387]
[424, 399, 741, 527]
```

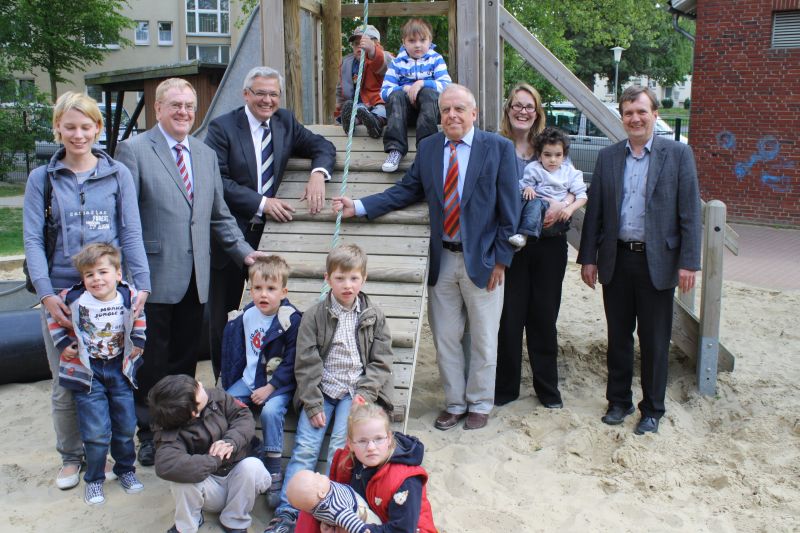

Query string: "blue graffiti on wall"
[716, 131, 795, 192]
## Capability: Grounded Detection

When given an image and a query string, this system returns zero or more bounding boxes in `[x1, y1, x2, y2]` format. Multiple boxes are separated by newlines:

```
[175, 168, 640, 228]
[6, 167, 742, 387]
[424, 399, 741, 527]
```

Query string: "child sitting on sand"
[293, 401, 438, 533]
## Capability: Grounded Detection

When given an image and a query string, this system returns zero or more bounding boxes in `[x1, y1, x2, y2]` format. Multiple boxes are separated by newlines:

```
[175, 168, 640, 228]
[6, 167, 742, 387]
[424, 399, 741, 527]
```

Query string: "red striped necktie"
[443, 140, 461, 239]
[175, 143, 193, 202]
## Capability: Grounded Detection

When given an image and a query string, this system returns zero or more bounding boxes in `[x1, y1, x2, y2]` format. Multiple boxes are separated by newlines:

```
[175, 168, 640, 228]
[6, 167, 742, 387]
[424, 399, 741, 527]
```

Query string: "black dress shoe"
[634, 416, 659, 435]
[221, 525, 248, 533]
[601, 404, 635, 425]
[137, 439, 155, 466]
[542, 401, 564, 409]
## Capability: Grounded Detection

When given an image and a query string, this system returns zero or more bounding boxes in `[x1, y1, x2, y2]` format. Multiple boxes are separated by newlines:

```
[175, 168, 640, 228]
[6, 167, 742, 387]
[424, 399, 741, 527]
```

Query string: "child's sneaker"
[118, 471, 144, 494]
[266, 470, 284, 508]
[382, 150, 402, 172]
[509, 233, 528, 248]
[357, 107, 384, 139]
[340, 101, 355, 134]
[84, 481, 105, 505]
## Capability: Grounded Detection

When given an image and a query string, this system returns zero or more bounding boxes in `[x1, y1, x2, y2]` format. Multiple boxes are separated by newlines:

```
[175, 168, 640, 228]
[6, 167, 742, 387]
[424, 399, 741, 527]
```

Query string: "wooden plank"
[304, 125, 422, 138]
[288, 278, 424, 297]
[482, 0, 501, 131]
[265, 221, 430, 238]
[326, 136, 417, 153]
[697, 201, 727, 394]
[341, 1, 449, 18]
[263, 252, 427, 283]
[282, 170, 411, 185]
[261, 0, 285, 76]
[285, 0, 303, 118]
[260, 233, 429, 256]
[456, 0, 480, 94]
[672, 299, 735, 372]
[298, 0, 320, 16]
[320, 0, 340, 122]
[263, 201, 429, 224]
[274, 180, 411, 199]
[448, 0, 458, 81]
[287, 152, 413, 171]
[282, 291, 422, 319]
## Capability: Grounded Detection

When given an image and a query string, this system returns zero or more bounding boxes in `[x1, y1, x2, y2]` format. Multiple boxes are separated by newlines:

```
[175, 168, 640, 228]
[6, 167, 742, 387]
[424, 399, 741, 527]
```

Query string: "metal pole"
[614, 61, 619, 102]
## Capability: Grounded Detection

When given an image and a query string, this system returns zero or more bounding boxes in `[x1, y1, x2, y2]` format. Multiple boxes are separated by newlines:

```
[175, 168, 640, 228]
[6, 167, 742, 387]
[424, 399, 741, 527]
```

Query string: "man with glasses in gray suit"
[116, 78, 264, 466]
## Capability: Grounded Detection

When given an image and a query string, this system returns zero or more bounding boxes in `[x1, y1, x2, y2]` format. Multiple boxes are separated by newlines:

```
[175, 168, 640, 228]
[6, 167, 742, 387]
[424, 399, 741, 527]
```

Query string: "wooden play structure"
[194, 0, 737, 438]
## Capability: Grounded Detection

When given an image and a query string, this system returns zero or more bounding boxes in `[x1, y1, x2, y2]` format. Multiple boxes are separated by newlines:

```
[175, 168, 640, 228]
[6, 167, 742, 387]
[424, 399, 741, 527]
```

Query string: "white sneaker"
[84, 481, 105, 505]
[382, 150, 402, 172]
[56, 463, 81, 490]
[509, 234, 527, 248]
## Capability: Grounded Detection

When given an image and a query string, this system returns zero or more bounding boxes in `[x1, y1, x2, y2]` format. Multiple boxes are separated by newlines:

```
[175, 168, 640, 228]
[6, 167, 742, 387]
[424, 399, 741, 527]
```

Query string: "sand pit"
[1, 262, 798, 532]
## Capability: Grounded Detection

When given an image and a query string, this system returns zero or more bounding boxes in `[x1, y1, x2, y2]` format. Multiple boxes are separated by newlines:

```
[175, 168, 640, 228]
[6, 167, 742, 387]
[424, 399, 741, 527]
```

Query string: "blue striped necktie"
[260, 122, 275, 197]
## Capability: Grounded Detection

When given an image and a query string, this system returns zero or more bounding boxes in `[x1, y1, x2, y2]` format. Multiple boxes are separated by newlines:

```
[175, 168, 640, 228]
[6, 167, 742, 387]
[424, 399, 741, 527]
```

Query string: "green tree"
[504, 0, 693, 103]
[0, 0, 133, 102]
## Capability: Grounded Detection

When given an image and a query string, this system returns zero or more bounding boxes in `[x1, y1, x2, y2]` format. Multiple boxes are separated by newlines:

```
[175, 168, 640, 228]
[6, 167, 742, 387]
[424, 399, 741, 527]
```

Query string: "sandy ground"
[1, 262, 798, 532]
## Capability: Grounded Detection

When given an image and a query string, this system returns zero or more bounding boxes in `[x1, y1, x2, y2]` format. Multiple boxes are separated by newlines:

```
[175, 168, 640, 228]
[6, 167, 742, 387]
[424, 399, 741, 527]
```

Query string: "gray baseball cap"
[349, 24, 380, 42]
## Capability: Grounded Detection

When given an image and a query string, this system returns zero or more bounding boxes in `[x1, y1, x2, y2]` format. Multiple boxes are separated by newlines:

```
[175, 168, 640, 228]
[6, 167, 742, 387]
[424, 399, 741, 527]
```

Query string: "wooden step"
[287, 152, 413, 172]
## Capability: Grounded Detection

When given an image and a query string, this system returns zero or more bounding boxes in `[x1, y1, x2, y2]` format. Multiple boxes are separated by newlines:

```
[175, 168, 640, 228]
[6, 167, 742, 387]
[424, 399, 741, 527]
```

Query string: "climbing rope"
[320, 0, 370, 300]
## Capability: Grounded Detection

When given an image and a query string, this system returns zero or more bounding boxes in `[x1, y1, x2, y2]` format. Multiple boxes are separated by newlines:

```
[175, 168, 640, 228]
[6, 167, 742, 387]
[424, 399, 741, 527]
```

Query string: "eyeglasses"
[352, 436, 388, 449]
[510, 103, 537, 113]
[247, 88, 280, 100]
[165, 102, 196, 113]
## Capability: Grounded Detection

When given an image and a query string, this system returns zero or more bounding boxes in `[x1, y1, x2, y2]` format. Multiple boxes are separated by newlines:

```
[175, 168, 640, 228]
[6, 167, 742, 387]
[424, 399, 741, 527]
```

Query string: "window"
[86, 86, 105, 105]
[187, 44, 230, 64]
[158, 22, 173, 45]
[186, 0, 230, 35]
[772, 11, 800, 48]
[135, 21, 149, 45]
[85, 34, 120, 50]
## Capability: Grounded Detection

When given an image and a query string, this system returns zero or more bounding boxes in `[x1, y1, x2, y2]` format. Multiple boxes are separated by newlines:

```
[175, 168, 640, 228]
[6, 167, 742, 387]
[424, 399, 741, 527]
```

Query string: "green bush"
[683, 98, 691, 110]
[661, 98, 674, 109]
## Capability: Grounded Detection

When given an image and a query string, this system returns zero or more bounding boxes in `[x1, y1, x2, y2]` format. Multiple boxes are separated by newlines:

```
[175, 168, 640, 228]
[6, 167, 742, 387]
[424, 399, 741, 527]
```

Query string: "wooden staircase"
[244, 125, 430, 432]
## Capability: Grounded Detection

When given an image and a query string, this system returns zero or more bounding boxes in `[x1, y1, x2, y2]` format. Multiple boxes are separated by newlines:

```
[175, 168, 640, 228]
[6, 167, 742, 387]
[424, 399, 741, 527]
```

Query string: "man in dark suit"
[334, 83, 519, 430]
[577, 85, 701, 435]
[115, 78, 262, 465]
[204, 66, 336, 378]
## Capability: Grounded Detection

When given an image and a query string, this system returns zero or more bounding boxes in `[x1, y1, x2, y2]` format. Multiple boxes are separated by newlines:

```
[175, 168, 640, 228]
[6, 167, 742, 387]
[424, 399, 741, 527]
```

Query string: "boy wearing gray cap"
[336, 24, 394, 139]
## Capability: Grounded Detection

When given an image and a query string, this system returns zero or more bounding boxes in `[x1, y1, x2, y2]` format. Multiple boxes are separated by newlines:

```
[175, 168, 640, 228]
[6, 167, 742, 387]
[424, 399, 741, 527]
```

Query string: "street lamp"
[611, 46, 626, 102]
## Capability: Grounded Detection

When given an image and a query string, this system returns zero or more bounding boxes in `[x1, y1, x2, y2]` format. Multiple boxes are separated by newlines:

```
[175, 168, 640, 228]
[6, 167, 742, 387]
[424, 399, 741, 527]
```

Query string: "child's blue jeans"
[225, 378, 292, 455]
[73, 356, 137, 483]
[274, 393, 353, 519]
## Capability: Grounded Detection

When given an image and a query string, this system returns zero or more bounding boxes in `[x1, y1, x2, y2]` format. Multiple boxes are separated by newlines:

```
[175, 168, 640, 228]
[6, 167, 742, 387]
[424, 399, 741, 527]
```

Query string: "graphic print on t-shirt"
[77, 292, 125, 360]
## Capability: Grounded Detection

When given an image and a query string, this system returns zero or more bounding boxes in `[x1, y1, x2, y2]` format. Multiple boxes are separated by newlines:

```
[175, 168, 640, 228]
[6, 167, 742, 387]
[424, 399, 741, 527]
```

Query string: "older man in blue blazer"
[204, 66, 336, 378]
[578, 86, 701, 436]
[334, 83, 519, 430]
[116, 78, 263, 465]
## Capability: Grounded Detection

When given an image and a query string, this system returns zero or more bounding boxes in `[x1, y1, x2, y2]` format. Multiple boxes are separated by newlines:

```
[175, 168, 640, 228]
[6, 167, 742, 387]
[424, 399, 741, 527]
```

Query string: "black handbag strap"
[43, 171, 55, 261]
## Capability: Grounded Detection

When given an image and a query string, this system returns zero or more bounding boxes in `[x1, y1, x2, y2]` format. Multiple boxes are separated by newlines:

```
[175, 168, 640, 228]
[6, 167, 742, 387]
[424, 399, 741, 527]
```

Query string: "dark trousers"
[134, 273, 204, 441]
[383, 88, 440, 156]
[208, 224, 263, 381]
[496, 235, 568, 406]
[602, 248, 674, 419]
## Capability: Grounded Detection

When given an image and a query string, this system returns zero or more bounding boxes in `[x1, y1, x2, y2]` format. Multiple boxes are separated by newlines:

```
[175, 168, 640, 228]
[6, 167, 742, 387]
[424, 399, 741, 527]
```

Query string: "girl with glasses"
[293, 401, 438, 533]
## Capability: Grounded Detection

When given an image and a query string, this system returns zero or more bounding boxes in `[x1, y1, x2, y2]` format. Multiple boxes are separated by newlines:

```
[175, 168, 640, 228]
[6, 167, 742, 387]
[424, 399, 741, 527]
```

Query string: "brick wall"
[692, 0, 800, 226]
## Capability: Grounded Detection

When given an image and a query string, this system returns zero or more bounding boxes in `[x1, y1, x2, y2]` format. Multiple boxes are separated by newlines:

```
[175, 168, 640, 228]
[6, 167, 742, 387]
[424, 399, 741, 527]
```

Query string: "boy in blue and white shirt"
[380, 18, 451, 172]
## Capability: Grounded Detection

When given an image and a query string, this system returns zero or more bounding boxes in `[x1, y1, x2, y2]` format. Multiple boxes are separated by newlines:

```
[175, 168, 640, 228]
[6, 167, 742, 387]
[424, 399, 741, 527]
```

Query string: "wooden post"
[697, 200, 726, 396]
[285, 0, 304, 119]
[482, 0, 501, 131]
[261, 0, 286, 75]
[448, 0, 458, 82]
[456, 0, 480, 98]
[321, 0, 341, 124]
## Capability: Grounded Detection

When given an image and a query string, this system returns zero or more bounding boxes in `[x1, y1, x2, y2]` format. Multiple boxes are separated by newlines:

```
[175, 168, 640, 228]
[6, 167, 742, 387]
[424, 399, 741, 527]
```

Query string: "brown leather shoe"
[434, 410, 466, 431]
[464, 412, 489, 430]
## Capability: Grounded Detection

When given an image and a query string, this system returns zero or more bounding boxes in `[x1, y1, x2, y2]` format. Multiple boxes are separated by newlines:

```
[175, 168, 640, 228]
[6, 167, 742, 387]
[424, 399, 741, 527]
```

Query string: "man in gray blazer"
[115, 78, 261, 464]
[577, 86, 701, 435]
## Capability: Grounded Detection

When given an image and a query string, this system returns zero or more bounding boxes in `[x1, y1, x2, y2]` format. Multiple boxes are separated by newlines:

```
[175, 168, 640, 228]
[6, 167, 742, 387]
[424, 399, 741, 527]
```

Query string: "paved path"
[0, 195, 23, 208]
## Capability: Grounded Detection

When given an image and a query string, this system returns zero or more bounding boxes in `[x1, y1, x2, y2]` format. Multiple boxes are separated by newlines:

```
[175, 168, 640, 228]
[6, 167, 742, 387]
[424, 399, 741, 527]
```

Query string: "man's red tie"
[443, 141, 461, 239]
[175, 143, 193, 202]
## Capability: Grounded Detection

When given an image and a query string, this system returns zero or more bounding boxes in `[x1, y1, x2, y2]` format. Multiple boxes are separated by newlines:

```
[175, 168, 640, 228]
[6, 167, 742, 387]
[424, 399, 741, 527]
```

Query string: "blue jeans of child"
[274, 393, 352, 519]
[225, 378, 292, 455]
[73, 356, 137, 483]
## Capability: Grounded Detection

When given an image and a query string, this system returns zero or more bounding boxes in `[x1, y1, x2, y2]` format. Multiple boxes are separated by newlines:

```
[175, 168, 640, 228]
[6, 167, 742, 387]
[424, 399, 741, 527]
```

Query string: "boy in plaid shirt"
[264, 244, 394, 533]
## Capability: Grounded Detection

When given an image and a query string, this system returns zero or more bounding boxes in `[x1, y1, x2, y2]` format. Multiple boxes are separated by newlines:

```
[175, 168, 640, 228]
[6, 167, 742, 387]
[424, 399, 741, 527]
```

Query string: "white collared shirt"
[158, 123, 194, 193]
